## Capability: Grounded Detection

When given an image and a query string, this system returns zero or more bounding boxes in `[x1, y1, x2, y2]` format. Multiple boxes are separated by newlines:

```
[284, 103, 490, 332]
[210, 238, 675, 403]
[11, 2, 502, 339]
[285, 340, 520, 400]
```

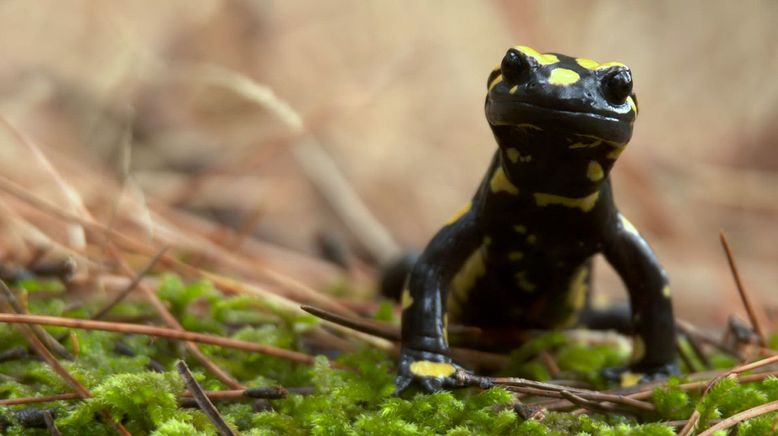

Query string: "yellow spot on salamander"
[483, 236, 492, 246]
[576, 57, 600, 69]
[489, 166, 519, 195]
[534, 191, 600, 212]
[548, 68, 580, 86]
[514, 45, 559, 65]
[607, 148, 624, 159]
[627, 95, 637, 113]
[662, 285, 671, 298]
[509, 85, 518, 94]
[620, 372, 642, 388]
[508, 251, 524, 261]
[488, 74, 503, 91]
[526, 234, 537, 244]
[586, 161, 604, 182]
[515, 271, 537, 292]
[401, 289, 414, 310]
[559, 266, 590, 328]
[506, 148, 519, 163]
[618, 214, 640, 236]
[568, 267, 589, 311]
[514, 225, 527, 234]
[443, 314, 449, 346]
[597, 61, 627, 70]
[505, 148, 531, 163]
[630, 336, 646, 363]
[409, 360, 457, 378]
[446, 202, 471, 225]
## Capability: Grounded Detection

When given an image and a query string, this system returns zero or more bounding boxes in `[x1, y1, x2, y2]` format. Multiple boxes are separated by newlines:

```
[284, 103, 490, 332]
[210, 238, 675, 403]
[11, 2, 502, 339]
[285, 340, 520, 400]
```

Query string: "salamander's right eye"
[501, 48, 529, 84]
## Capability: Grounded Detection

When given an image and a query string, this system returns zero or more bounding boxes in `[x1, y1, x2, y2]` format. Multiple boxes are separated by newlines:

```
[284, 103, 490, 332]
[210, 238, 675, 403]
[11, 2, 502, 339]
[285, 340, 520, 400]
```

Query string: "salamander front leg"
[603, 214, 679, 383]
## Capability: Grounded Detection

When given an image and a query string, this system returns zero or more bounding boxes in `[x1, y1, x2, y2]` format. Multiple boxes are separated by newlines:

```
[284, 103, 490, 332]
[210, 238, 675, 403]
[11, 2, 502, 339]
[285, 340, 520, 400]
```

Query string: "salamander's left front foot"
[602, 361, 680, 386]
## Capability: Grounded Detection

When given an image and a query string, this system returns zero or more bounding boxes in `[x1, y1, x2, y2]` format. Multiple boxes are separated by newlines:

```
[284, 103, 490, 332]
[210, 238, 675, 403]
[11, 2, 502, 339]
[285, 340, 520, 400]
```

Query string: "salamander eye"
[602, 69, 633, 105]
[501, 48, 529, 84]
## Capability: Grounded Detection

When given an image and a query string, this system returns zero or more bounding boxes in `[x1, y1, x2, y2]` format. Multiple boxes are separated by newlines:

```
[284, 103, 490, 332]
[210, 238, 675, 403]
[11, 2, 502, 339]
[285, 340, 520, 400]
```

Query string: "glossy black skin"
[396, 47, 678, 393]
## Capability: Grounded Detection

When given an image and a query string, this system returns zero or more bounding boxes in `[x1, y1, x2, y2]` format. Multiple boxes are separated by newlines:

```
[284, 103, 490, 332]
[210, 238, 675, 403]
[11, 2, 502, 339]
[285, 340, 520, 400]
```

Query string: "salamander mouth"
[486, 99, 634, 142]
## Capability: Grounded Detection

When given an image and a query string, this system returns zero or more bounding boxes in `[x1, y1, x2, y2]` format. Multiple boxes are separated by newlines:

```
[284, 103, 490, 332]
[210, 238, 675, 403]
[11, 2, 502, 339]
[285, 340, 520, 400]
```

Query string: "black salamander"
[395, 45, 678, 392]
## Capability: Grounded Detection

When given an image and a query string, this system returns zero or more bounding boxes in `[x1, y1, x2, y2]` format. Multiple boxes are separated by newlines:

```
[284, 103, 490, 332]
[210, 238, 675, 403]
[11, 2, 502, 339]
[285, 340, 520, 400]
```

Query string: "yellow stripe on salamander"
[534, 191, 600, 212]
[597, 61, 627, 70]
[401, 289, 414, 310]
[446, 201, 471, 225]
[627, 95, 638, 113]
[488, 74, 503, 91]
[450, 246, 487, 307]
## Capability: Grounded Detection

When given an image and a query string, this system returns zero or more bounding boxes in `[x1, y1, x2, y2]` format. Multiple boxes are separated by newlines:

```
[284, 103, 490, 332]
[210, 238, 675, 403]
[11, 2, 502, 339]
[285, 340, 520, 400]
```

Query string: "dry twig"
[176, 360, 237, 436]
[697, 400, 778, 435]
[457, 371, 655, 413]
[720, 231, 767, 346]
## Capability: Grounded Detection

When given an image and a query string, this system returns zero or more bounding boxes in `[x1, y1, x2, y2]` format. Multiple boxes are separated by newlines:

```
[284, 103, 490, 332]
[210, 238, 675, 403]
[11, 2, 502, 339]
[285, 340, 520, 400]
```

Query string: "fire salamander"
[395, 45, 678, 393]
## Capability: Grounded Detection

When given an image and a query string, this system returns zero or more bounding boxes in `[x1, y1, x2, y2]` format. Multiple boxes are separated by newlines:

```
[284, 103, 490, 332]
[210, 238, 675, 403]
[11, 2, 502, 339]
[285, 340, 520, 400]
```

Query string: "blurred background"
[0, 0, 775, 330]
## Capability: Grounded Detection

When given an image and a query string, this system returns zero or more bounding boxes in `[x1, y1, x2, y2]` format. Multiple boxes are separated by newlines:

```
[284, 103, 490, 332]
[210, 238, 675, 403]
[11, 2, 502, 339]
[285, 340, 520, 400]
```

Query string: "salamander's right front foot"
[395, 347, 465, 394]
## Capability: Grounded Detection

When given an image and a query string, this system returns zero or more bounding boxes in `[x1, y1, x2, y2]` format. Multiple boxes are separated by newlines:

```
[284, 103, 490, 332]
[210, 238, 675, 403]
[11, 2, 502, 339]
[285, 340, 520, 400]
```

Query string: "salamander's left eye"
[602, 69, 633, 105]
[501, 48, 529, 84]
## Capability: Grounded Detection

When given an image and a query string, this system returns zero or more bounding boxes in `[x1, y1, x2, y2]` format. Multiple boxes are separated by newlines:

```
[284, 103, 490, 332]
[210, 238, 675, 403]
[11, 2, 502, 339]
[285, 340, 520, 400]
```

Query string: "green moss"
[652, 377, 693, 420]
[3, 275, 778, 435]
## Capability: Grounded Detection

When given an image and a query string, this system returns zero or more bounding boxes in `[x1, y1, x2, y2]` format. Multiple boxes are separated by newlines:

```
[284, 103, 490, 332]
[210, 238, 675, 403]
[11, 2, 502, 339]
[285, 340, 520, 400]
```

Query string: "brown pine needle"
[110, 247, 244, 390]
[90, 246, 168, 320]
[537, 370, 778, 411]
[300, 304, 508, 369]
[0, 280, 73, 360]
[679, 353, 778, 436]
[176, 360, 237, 436]
[698, 399, 778, 436]
[0, 312, 316, 364]
[7, 307, 130, 435]
[0, 386, 310, 409]
[42, 409, 62, 436]
[720, 230, 767, 346]
[301, 304, 399, 340]
[0, 393, 81, 406]
[457, 371, 655, 412]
